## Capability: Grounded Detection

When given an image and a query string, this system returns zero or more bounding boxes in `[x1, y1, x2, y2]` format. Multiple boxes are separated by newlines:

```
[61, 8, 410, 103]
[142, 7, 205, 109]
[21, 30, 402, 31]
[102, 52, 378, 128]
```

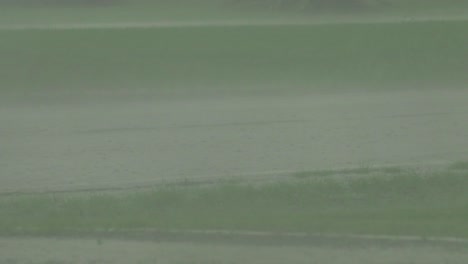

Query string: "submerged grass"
[1, 169, 467, 238]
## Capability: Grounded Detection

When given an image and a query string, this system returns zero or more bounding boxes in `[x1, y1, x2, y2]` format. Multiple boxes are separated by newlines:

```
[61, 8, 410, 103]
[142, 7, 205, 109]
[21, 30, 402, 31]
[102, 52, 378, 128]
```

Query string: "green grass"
[0, 1, 237, 25]
[1, 20, 467, 100]
[1, 169, 468, 238]
[449, 161, 468, 171]
[291, 166, 406, 178]
[1, 0, 467, 26]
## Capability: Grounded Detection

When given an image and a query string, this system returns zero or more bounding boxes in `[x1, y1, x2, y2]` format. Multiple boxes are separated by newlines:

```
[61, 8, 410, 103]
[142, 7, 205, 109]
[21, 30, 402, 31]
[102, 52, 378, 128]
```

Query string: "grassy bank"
[1, 166, 468, 238]
[1, 20, 467, 100]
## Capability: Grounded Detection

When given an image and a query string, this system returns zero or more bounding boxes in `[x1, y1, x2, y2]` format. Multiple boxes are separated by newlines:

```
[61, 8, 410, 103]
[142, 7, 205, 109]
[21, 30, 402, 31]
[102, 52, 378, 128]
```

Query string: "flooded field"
[2, 90, 468, 193]
[1, 1, 468, 263]
[1, 236, 468, 264]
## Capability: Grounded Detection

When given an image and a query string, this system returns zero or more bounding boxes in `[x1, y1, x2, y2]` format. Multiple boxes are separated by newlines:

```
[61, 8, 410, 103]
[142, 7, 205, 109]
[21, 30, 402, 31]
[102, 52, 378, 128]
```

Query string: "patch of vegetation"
[1, 169, 467, 238]
[291, 166, 405, 178]
[449, 161, 468, 171]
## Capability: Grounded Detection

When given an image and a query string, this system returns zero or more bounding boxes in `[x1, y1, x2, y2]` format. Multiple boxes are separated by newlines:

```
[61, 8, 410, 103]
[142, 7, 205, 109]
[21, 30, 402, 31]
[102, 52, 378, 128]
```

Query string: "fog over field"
[1, 1, 468, 263]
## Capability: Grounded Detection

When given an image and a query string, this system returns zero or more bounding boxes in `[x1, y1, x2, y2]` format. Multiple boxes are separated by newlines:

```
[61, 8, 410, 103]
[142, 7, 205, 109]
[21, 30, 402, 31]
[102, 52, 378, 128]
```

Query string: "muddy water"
[1, 236, 467, 264]
[2, 89, 468, 193]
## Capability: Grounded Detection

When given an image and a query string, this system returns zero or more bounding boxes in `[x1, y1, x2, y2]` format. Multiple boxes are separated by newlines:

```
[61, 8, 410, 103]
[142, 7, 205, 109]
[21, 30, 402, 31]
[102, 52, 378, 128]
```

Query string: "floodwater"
[1, 3, 468, 263]
[1, 236, 467, 264]
[2, 89, 468, 193]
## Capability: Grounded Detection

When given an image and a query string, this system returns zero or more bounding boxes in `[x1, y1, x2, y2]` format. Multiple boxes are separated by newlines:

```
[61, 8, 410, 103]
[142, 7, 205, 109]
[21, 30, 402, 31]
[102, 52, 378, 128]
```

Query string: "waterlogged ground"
[1, 6, 468, 264]
[2, 89, 468, 193]
[1, 237, 467, 264]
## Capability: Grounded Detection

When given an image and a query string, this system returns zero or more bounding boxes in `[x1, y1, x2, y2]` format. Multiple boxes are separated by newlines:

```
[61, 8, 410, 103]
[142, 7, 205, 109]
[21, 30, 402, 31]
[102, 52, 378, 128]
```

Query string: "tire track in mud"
[5, 229, 468, 248]
[78, 111, 462, 134]
[0, 16, 467, 31]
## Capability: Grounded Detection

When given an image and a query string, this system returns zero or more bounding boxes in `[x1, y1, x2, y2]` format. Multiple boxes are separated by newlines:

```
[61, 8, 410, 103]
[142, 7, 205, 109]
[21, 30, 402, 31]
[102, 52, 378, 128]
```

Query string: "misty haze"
[1, 1, 468, 263]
